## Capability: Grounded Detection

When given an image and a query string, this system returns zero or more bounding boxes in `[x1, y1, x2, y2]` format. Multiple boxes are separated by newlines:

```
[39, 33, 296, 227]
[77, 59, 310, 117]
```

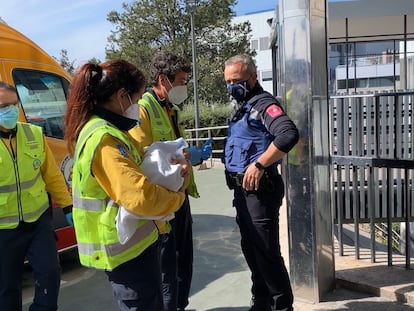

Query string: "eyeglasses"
[0, 101, 19, 109]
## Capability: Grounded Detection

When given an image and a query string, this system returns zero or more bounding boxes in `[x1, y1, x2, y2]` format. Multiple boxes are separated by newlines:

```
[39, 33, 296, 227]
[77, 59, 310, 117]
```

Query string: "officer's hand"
[243, 163, 264, 191]
[187, 146, 203, 166]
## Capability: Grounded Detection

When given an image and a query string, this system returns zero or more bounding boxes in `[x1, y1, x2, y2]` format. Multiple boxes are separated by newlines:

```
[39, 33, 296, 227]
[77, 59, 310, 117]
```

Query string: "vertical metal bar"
[353, 165, 360, 259]
[395, 95, 401, 159]
[410, 94, 414, 160]
[387, 167, 393, 266]
[187, 2, 200, 146]
[337, 165, 344, 256]
[405, 169, 411, 269]
[403, 15, 408, 90]
[368, 166, 376, 263]
[345, 18, 349, 92]
[360, 166, 366, 220]
[368, 95, 384, 262]
[357, 96, 363, 157]
[374, 95, 380, 158]
[344, 98, 350, 156]
[345, 165, 351, 219]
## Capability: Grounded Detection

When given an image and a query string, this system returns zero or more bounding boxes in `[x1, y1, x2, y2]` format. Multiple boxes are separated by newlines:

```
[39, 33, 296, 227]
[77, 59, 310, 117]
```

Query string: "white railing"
[184, 125, 228, 165]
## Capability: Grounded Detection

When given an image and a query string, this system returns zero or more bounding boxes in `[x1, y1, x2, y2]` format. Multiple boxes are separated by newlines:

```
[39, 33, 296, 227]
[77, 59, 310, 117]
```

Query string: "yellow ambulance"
[0, 20, 76, 252]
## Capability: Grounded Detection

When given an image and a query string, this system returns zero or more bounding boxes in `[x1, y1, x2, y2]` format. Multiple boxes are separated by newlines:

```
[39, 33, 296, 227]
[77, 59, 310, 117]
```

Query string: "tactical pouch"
[225, 170, 244, 190]
[225, 170, 235, 190]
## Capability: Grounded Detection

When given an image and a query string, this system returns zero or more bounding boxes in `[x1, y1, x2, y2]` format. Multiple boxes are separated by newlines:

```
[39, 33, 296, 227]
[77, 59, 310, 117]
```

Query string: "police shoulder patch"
[265, 104, 283, 118]
[117, 144, 129, 158]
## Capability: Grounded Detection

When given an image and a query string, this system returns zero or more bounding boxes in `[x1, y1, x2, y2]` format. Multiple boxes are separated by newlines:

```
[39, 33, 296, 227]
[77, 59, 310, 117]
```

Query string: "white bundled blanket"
[116, 138, 187, 244]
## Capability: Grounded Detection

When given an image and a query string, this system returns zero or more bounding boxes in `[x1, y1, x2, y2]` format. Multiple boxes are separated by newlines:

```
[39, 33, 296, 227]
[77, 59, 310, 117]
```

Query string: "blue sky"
[2, 0, 348, 67]
[1, 0, 277, 66]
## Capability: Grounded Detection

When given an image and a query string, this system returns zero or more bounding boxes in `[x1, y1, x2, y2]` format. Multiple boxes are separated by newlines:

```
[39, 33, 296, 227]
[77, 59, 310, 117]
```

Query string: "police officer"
[223, 54, 299, 311]
[64, 60, 187, 310]
[0, 82, 73, 311]
[129, 51, 199, 311]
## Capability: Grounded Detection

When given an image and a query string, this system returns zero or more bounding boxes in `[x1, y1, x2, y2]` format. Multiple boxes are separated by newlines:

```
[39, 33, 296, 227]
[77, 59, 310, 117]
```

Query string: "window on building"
[261, 70, 273, 82]
[251, 39, 259, 51]
[327, 40, 411, 94]
[260, 37, 269, 51]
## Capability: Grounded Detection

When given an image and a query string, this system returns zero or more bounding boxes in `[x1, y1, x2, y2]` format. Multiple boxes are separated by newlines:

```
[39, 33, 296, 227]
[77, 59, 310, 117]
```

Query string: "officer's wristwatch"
[255, 161, 266, 171]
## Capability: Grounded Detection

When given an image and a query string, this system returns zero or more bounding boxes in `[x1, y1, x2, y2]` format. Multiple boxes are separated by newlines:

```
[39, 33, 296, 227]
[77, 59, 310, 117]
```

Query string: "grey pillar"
[277, 0, 335, 302]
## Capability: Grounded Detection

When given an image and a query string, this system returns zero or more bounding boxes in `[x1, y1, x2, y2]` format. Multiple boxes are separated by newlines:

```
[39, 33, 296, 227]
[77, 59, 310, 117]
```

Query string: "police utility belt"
[225, 167, 279, 192]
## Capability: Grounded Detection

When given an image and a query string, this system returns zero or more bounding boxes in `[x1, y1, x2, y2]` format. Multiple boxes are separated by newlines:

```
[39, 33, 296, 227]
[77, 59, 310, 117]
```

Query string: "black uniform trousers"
[106, 240, 163, 311]
[160, 193, 193, 311]
[0, 209, 61, 311]
[232, 173, 294, 311]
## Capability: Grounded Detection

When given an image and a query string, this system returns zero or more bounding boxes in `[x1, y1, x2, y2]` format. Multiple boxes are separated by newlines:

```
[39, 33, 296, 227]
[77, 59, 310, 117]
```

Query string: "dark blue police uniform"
[224, 83, 298, 311]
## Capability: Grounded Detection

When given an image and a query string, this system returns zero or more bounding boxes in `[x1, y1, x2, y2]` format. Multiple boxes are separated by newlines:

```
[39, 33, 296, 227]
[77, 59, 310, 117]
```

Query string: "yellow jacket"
[72, 116, 184, 270]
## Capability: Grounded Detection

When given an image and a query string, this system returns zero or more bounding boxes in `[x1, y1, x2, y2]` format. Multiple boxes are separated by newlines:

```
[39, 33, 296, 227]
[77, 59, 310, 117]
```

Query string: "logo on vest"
[60, 155, 74, 188]
[32, 159, 41, 170]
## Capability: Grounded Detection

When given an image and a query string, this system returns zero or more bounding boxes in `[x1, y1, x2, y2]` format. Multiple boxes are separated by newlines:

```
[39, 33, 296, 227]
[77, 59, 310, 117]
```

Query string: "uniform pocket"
[225, 137, 252, 170]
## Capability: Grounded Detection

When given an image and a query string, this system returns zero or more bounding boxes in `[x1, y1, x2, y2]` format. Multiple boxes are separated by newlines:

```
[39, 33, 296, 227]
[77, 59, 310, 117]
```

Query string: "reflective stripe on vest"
[77, 220, 155, 257]
[72, 196, 105, 212]
[0, 169, 41, 193]
[0, 200, 48, 225]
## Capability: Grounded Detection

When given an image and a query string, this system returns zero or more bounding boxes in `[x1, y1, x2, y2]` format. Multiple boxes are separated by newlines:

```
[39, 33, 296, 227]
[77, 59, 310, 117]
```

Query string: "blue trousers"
[106, 240, 163, 311]
[233, 173, 294, 311]
[160, 194, 193, 311]
[0, 209, 61, 311]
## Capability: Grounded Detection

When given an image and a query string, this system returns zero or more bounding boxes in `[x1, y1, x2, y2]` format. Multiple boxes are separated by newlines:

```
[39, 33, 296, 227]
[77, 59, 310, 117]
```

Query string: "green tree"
[88, 57, 102, 65]
[106, 0, 254, 105]
[54, 49, 76, 76]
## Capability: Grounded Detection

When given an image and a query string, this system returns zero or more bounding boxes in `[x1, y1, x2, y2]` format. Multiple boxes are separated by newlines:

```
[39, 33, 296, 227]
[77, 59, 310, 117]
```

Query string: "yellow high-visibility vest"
[72, 116, 158, 270]
[0, 122, 49, 229]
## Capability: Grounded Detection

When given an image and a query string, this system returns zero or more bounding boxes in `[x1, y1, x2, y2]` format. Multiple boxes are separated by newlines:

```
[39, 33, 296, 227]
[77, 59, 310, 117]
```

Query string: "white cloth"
[116, 138, 188, 244]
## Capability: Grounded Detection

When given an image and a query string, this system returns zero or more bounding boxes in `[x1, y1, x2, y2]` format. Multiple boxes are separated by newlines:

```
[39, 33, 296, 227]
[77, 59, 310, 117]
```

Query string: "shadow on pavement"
[294, 288, 414, 310]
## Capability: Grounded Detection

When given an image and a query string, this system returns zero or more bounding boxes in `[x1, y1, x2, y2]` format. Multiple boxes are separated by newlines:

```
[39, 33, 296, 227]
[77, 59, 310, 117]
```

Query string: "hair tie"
[90, 63, 103, 80]
[88, 64, 103, 99]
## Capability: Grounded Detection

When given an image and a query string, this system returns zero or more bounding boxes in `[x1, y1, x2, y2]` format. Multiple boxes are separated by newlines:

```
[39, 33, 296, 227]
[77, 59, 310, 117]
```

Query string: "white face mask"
[123, 94, 141, 125]
[167, 78, 188, 105]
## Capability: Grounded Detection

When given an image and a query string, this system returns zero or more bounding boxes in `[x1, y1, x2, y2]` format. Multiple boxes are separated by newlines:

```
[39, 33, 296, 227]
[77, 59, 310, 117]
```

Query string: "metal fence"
[184, 93, 414, 268]
[330, 91, 414, 268]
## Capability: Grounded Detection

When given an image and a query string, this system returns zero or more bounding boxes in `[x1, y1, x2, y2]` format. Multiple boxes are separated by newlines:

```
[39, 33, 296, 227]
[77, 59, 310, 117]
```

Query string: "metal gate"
[330, 91, 414, 268]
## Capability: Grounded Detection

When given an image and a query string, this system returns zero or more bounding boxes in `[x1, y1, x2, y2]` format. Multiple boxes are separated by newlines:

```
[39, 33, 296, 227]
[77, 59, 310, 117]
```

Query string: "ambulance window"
[12, 69, 69, 139]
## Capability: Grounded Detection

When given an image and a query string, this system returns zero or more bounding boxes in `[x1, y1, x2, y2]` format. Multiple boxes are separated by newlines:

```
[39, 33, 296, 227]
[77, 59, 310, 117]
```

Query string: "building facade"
[234, 0, 414, 96]
[233, 10, 275, 93]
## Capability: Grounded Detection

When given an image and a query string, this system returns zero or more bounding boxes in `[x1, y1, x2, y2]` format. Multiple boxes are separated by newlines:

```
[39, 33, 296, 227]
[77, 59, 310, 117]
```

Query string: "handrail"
[184, 125, 228, 166]
[184, 125, 228, 149]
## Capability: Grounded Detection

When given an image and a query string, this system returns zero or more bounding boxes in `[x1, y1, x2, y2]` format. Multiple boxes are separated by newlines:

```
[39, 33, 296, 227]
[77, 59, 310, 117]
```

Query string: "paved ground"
[23, 162, 414, 310]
